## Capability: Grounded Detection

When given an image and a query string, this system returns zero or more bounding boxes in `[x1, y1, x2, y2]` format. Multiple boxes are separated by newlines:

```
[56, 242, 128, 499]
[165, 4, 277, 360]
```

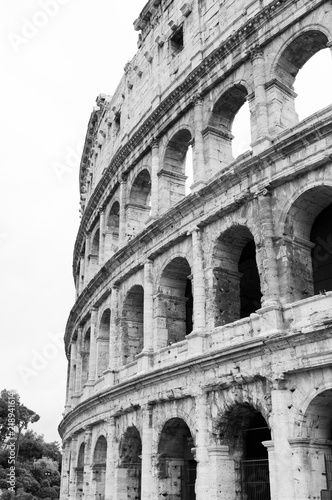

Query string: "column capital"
[190, 92, 204, 106]
[248, 44, 264, 61]
[150, 136, 160, 149]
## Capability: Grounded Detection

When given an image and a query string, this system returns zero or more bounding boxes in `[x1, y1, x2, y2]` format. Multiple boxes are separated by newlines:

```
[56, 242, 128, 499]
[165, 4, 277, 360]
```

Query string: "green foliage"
[0, 390, 40, 446]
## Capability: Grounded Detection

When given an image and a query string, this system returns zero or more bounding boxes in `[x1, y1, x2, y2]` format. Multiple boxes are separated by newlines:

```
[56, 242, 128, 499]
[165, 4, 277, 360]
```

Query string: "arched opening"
[272, 30, 330, 132]
[97, 309, 111, 376]
[239, 240, 262, 318]
[310, 204, 332, 295]
[300, 390, 332, 496]
[160, 129, 192, 213]
[294, 48, 332, 120]
[185, 144, 193, 195]
[126, 169, 151, 239]
[157, 418, 196, 500]
[90, 228, 100, 277]
[82, 328, 90, 384]
[119, 426, 142, 500]
[213, 226, 261, 326]
[218, 403, 271, 500]
[232, 101, 251, 158]
[122, 285, 144, 364]
[158, 257, 193, 347]
[105, 201, 120, 259]
[206, 84, 249, 175]
[282, 185, 332, 302]
[76, 443, 85, 499]
[92, 436, 107, 500]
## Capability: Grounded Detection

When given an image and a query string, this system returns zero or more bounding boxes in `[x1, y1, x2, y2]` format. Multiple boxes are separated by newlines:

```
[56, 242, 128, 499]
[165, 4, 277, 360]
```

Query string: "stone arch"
[212, 225, 262, 326]
[121, 285, 144, 364]
[92, 435, 107, 500]
[119, 426, 142, 500]
[270, 28, 330, 132]
[90, 226, 100, 277]
[206, 83, 249, 172]
[126, 168, 151, 238]
[280, 184, 332, 301]
[97, 308, 111, 376]
[216, 402, 271, 500]
[156, 256, 193, 348]
[157, 418, 197, 500]
[81, 327, 91, 384]
[104, 200, 120, 259]
[76, 443, 85, 499]
[159, 127, 193, 213]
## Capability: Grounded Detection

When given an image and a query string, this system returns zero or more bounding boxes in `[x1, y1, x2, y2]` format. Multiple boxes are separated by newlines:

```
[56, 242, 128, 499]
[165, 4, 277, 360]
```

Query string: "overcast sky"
[1, 1, 332, 444]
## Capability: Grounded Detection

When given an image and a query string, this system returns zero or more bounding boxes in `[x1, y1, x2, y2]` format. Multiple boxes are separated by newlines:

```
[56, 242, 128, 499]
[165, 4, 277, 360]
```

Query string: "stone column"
[110, 287, 119, 377]
[256, 189, 282, 309]
[99, 208, 105, 265]
[87, 308, 97, 383]
[250, 47, 271, 153]
[60, 440, 71, 500]
[207, 445, 236, 499]
[68, 435, 78, 499]
[150, 138, 160, 219]
[141, 404, 154, 500]
[83, 426, 93, 500]
[194, 393, 210, 497]
[191, 94, 206, 192]
[119, 176, 127, 246]
[105, 417, 116, 500]
[267, 381, 296, 500]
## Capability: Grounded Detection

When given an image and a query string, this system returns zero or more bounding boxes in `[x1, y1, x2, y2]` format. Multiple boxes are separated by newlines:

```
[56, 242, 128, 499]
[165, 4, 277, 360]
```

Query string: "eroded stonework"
[59, 0, 332, 499]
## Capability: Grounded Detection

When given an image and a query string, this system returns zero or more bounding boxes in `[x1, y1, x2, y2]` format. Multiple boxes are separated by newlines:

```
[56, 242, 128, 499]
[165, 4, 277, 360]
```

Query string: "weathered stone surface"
[60, 0, 332, 499]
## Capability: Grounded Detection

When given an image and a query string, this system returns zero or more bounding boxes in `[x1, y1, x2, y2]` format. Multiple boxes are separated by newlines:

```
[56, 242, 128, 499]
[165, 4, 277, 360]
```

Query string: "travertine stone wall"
[60, 0, 332, 499]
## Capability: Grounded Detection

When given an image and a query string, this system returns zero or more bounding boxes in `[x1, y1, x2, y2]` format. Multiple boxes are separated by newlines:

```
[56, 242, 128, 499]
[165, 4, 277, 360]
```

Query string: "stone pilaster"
[191, 228, 206, 330]
[68, 435, 78, 499]
[60, 440, 71, 500]
[191, 94, 206, 192]
[141, 404, 155, 500]
[68, 340, 77, 404]
[87, 308, 97, 383]
[105, 417, 116, 500]
[119, 176, 127, 246]
[143, 260, 154, 352]
[79, 255, 85, 295]
[84, 233, 90, 286]
[150, 139, 160, 219]
[110, 287, 119, 377]
[256, 189, 281, 309]
[83, 426, 93, 500]
[194, 393, 210, 497]
[250, 47, 271, 153]
[207, 445, 236, 499]
[267, 381, 296, 500]
[74, 327, 83, 397]
[99, 208, 105, 265]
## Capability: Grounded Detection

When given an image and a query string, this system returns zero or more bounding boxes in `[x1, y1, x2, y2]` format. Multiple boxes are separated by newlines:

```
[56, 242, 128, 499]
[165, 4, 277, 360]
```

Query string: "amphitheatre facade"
[59, 0, 332, 498]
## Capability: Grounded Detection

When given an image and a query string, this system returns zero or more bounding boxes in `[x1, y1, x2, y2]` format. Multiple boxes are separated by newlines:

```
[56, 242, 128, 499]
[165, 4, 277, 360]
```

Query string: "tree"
[0, 390, 40, 458]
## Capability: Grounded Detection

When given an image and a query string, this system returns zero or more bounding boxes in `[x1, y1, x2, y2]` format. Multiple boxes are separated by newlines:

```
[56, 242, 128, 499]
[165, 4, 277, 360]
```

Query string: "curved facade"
[59, 0, 332, 499]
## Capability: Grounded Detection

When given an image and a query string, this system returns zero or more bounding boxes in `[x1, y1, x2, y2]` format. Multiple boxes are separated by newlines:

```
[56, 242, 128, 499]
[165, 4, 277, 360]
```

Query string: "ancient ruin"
[59, 0, 332, 498]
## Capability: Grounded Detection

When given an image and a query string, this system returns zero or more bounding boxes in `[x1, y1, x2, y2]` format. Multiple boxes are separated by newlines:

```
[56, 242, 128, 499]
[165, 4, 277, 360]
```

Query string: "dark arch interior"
[239, 240, 262, 318]
[160, 257, 193, 343]
[164, 129, 192, 175]
[130, 169, 151, 206]
[107, 201, 120, 234]
[93, 436, 107, 465]
[99, 309, 111, 339]
[311, 203, 332, 295]
[210, 84, 248, 130]
[91, 229, 100, 256]
[122, 285, 144, 364]
[119, 426, 142, 500]
[158, 418, 196, 500]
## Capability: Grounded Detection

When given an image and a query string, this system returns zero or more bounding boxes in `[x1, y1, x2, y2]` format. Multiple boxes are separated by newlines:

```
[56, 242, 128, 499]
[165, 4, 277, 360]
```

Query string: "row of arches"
[78, 29, 332, 279]
[66, 385, 332, 499]
[72, 189, 332, 386]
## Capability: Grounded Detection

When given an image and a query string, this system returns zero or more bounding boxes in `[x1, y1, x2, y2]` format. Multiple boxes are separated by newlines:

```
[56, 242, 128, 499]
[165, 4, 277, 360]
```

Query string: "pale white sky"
[1, 1, 331, 444]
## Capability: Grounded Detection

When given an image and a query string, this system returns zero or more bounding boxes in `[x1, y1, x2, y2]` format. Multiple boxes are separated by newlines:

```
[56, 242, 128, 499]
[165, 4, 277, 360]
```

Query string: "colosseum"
[58, 0, 332, 498]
